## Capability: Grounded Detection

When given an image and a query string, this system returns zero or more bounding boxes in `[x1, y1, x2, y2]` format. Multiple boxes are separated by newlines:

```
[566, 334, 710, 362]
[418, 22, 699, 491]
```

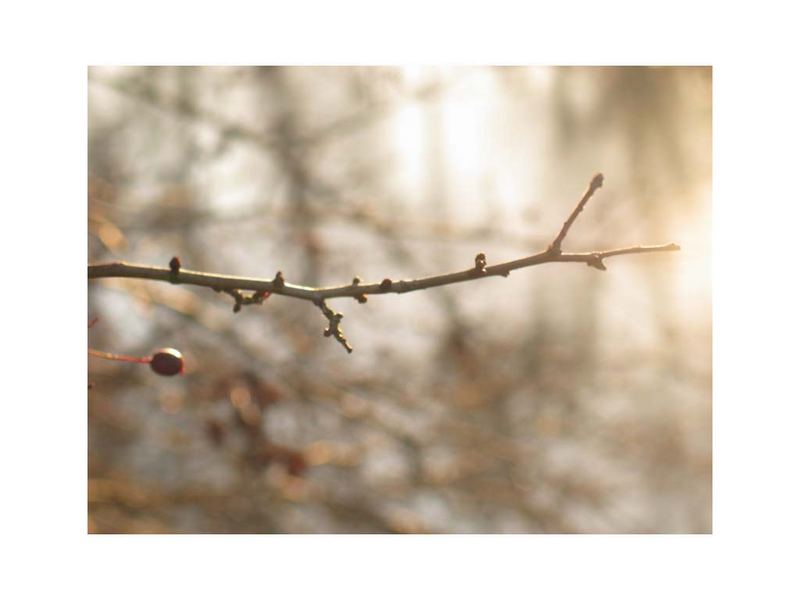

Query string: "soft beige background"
[88, 66, 711, 533]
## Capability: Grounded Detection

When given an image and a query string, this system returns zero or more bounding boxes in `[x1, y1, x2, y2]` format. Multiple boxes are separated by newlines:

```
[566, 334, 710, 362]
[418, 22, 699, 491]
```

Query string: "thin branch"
[88, 174, 680, 353]
[315, 300, 353, 354]
[88, 245, 679, 300]
[549, 173, 604, 253]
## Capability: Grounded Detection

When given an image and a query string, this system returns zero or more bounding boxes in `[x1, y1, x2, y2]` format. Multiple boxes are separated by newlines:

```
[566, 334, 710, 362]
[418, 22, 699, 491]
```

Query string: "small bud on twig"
[587, 254, 607, 271]
[351, 277, 367, 302]
[169, 256, 181, 283]
[253, 290, 271, 304]
[379, 278, 393, 292]
[273, 271, 285, 289]
[474, 252, 487, 274]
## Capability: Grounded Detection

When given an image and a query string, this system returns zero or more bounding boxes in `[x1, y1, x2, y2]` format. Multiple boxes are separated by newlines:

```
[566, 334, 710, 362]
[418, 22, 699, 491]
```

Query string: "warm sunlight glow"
[390, 102, 425, 200]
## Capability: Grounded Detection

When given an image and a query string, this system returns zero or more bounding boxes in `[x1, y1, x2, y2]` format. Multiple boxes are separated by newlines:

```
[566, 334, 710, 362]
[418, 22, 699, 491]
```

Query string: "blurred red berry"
[287, 454, 307, 477]
[149, 348, 184, 376]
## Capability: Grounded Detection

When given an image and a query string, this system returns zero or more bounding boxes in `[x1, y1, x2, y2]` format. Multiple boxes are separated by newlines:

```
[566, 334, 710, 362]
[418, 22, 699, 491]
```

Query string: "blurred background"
[88, 66, 711, 533]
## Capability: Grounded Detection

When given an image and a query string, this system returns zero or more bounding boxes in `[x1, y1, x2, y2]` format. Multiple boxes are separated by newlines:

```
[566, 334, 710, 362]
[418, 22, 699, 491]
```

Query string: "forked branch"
[88, 174, 680, 353]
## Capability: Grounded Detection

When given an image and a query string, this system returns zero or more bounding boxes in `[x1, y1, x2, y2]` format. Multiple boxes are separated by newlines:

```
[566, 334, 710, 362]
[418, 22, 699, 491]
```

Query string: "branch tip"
[550, 171, 606, 253]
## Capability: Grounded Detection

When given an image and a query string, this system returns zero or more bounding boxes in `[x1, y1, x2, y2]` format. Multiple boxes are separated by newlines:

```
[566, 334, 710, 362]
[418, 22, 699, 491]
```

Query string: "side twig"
[315, 300, 353, 354]
[549, 172, 605, 254]
[88, 174, 680, 353]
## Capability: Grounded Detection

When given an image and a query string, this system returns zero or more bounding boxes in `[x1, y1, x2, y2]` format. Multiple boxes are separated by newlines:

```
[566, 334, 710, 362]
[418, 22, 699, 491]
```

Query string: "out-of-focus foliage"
[88, 66, 711, 533]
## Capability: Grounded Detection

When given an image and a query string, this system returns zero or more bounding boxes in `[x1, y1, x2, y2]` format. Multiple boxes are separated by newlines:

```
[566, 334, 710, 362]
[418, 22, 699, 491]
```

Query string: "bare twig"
[549, 173, 604, 254]
[216, 288, 271, 312]
[316, 300, 353, 354]
[88, 174, 680, 353]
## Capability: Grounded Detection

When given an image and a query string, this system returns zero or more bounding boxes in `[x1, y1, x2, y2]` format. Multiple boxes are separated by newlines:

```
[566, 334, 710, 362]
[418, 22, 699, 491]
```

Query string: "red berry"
[149, 348, 184, 376]
[287, 454, 307, 477]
